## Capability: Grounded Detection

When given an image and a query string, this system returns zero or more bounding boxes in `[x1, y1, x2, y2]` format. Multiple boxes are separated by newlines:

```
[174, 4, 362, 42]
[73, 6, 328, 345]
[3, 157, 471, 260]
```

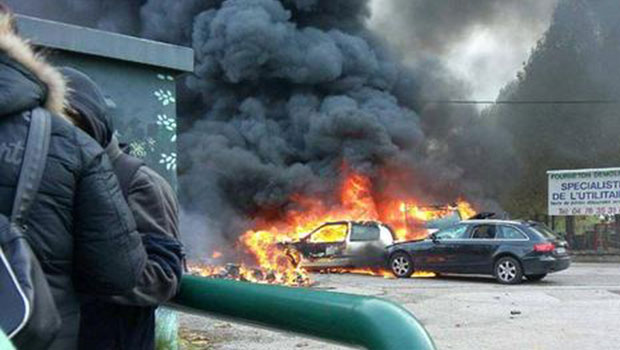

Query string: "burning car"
[281, 221, 396, 270]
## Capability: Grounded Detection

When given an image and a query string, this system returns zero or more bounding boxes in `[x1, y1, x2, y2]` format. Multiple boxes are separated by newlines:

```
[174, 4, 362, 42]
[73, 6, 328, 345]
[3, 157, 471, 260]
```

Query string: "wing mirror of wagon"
[430, 233, 439, 243]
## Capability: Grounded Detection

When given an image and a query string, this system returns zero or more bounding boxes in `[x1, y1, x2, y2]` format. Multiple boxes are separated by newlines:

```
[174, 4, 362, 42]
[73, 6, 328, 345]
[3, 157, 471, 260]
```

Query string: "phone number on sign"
[557, 207, 620, 215]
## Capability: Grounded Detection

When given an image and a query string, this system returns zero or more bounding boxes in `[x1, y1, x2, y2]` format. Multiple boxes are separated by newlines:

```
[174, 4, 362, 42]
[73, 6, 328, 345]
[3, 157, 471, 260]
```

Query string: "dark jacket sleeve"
[73, 150, 147, 295]
[110, 166, 183, 306]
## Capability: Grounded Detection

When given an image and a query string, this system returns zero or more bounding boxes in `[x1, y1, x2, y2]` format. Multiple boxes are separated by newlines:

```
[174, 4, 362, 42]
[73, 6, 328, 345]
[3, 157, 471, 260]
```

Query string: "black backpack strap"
[11, 108, 51, 227]
[112, 153, 144, 200]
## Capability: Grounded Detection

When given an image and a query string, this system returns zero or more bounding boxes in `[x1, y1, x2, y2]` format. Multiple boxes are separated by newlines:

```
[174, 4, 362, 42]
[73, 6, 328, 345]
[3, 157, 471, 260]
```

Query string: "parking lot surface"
[180, 263, 620, 349]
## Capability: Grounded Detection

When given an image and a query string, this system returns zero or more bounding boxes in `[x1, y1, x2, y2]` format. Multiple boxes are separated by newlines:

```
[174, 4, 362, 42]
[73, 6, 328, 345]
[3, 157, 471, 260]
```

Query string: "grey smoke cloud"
[370, 0, 555, 55]
[6, 0, 145, 34]
[369, 0, 557, 101]
[138, 0, 219, 45]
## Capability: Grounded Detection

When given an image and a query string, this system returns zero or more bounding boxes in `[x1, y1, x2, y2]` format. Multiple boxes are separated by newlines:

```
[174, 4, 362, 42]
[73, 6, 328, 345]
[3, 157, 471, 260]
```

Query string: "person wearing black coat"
[60, 68, 184, 350]
[0, 7, 147, 350]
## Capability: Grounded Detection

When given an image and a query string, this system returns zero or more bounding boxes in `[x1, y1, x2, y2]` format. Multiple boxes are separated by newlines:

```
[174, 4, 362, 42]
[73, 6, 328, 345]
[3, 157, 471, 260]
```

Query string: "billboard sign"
[548, 168, 620, 216]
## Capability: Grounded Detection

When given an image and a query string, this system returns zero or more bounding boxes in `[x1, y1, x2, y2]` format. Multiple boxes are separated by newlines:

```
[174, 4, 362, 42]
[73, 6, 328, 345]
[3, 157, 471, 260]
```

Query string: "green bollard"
[0, 330, 15, 350]
[171, 276, 436, 350]
[155, 307, 179, 350]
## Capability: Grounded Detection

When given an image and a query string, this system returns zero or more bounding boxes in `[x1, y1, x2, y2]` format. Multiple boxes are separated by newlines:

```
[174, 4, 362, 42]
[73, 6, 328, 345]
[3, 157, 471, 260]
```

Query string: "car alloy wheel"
[494, 256, 523, 284]
[392, 257, 409, 276]
[390, 252, 414, 278]
[498, 261, 516, 281]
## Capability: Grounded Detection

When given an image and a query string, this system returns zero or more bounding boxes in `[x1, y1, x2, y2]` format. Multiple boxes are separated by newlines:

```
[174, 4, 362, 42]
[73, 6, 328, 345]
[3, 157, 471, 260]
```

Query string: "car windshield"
[530, 224, 560, 240]
[308, 223, 348, 243]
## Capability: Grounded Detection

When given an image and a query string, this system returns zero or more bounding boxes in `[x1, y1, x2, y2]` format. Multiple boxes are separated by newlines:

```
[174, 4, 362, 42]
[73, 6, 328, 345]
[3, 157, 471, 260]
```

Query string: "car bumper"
[301, 258, 353, 269]
[522, 255, 571, 275]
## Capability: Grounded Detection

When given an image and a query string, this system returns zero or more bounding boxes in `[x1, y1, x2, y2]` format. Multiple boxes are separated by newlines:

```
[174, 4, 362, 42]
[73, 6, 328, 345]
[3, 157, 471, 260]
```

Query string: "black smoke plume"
[179, 0, 469, 255]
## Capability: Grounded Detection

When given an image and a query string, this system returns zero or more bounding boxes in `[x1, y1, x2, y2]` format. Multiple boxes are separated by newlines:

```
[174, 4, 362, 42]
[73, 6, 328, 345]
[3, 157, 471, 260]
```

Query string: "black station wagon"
[386, 220, 571, 284]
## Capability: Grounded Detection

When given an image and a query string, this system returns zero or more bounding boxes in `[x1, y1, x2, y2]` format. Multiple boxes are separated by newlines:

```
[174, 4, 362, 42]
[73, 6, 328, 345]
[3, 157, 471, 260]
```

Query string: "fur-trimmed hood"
[0, 11, 71, 121]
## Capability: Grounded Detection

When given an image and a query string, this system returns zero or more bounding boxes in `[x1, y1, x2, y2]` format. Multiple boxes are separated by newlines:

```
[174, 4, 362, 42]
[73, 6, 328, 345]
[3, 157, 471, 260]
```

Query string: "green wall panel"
[48, 51, 180, 188]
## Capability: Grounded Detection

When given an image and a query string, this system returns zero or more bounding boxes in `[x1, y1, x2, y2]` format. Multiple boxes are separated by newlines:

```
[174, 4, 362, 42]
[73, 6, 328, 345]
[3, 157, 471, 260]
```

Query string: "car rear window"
[496, 225, 527, 240]
[530, 224, 560, 240]
[350, 224, 380, 241]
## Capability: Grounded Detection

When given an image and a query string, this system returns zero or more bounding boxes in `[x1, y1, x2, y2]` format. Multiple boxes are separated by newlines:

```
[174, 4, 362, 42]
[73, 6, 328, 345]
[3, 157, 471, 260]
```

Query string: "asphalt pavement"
[179, 263, 620, 350]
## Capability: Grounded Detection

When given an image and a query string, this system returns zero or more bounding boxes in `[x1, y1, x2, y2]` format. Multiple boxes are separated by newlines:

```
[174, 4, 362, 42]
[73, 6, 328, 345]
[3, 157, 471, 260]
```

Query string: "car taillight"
[534, 243, 555, 252]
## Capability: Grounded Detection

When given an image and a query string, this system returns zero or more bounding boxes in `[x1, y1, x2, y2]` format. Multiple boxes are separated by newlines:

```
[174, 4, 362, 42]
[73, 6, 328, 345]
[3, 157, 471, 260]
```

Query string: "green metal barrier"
[171, 275, 436, 350]
[0, 329, 15, 350]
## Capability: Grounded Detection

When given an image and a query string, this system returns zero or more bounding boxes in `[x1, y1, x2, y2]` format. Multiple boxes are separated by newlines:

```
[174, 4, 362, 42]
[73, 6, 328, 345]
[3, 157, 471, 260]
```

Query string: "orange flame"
[456, 200, 477, 220]
[330, 268, 437, 279]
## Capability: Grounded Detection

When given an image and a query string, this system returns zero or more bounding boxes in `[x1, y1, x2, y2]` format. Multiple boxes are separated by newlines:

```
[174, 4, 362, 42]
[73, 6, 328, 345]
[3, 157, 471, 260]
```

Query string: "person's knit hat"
[61, 67, 114, 147]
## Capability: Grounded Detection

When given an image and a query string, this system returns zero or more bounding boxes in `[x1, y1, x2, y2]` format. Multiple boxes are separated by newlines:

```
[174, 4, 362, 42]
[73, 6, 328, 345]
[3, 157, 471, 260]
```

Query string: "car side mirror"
[430, 233, 439, 243]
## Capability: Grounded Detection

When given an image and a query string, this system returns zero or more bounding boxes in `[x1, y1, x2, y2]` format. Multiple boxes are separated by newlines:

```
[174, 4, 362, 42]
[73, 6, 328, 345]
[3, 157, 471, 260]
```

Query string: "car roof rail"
[468, 212, 496, 220]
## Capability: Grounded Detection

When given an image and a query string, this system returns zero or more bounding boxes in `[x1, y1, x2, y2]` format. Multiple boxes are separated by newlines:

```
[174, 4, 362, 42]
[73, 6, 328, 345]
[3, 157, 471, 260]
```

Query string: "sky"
[368, 0, 558, 101]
